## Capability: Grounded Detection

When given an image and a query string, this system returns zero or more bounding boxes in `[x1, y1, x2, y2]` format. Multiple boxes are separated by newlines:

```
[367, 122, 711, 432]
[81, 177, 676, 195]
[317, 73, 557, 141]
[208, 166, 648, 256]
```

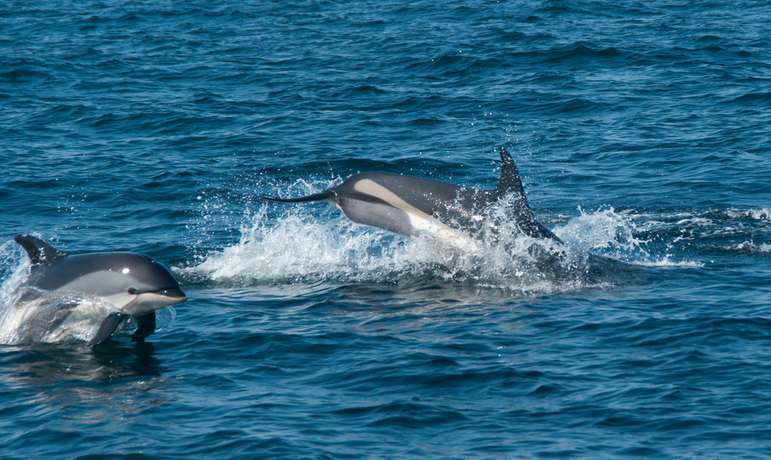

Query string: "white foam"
[553, 207, 643, 253]
[632, 258, 705, 268]
[0, 243, 119, 345]
[182, 199, 685, 294]
[726, 207, 771, 221]
[0, 290, 116, 345]
[726, 241, 771, 253]
[0, 241, 30, 326]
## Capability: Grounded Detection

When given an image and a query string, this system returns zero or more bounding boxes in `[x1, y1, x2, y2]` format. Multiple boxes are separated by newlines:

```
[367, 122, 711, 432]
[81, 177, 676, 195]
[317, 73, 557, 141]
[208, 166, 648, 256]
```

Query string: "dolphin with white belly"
[264, 148, 557, 245]
[10, 235, 186, 345]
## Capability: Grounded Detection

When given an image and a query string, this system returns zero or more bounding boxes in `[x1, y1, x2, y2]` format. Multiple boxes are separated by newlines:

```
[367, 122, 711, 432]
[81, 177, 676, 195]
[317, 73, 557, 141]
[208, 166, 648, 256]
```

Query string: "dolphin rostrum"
[264, 148, 557, 246]
[10, 235, 186, 345]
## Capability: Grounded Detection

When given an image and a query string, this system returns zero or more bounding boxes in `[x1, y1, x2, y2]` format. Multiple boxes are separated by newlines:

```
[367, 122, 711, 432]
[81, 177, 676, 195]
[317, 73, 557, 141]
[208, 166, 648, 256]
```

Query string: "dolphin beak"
[160, 287, 187, 302]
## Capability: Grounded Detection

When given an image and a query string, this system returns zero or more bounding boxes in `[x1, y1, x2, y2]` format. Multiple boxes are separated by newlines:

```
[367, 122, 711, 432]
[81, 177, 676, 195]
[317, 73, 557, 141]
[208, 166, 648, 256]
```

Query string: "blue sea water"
[1, 0, 771, 457]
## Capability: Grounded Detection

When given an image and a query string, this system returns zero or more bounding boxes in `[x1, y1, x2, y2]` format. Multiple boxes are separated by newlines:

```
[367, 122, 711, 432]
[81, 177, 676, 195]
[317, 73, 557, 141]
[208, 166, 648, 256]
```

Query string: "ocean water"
[1, 0, 771, 457]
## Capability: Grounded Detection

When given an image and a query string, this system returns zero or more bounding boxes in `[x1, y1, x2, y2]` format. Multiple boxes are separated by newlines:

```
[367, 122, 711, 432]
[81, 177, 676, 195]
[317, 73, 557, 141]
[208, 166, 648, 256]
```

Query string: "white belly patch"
[351, 178, 477, 250]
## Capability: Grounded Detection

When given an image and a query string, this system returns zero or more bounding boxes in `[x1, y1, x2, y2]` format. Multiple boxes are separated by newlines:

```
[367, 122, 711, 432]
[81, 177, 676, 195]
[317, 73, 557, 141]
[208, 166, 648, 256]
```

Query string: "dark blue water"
[2, 1, 771, 457]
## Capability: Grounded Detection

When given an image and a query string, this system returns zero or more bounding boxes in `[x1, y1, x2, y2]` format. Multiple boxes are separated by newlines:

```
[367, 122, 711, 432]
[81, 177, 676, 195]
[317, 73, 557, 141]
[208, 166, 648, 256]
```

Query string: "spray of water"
[180, 192, 694, 294]
[0, 242, 120, 345]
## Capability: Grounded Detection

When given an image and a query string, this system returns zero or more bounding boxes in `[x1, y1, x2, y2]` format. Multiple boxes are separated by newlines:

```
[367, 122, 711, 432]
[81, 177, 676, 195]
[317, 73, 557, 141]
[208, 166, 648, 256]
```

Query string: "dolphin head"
[14, 234, 187, 315]
[116, 254, 187, 315]
[29, 252, 187, 316]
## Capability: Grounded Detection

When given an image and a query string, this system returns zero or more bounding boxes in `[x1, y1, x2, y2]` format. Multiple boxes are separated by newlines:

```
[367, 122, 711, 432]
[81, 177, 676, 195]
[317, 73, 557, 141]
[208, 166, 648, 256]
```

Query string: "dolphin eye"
[128, 288, 138, 295]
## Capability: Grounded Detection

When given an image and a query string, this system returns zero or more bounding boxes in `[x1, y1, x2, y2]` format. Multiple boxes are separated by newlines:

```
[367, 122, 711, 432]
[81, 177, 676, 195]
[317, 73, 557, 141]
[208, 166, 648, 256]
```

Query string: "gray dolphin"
[11, 235, 186, 345]
[264, 148, 557, 245]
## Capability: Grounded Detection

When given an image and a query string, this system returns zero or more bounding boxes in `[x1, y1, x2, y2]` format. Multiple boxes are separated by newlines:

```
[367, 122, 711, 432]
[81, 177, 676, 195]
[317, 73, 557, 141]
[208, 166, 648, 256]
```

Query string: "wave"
[733, 91, 771, 104]
[725, 207, 771, 221]
[577, 207, 770, 247]
[722, 241, 771, 254]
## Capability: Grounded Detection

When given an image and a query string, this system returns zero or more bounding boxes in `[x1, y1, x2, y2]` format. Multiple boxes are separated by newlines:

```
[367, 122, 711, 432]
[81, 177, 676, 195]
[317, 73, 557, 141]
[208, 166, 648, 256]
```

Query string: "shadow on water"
[306, 256, 655, 318]
[0, 339, 163, 387]
[0, 341, 173, 430]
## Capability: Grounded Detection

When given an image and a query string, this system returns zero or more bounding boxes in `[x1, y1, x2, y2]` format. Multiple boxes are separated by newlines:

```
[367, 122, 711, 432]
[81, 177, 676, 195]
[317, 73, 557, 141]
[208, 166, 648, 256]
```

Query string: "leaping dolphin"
[264, 148, 557, 246]
[9, 235, 186, 346]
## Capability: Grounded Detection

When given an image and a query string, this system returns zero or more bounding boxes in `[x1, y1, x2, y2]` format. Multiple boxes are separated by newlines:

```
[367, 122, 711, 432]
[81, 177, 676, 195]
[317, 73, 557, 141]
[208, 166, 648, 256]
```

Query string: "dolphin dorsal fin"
[496, 147, 528, 205]
[494, 148, 558, 240]
[14, 235, 66, 266]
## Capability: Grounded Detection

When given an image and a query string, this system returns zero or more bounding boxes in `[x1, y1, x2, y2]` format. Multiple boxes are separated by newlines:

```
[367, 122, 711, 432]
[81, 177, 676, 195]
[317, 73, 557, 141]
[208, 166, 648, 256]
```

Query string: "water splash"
[553, 207, 704, 268]
[553, 207, 645, 256]
[0, 240, 29, 309]
[725, 241, 771, 254]
[181, 197, 675, 294]
[0, 294, 117, 345]
[0, 242, 114, 344]
[726, 207, 771, 221]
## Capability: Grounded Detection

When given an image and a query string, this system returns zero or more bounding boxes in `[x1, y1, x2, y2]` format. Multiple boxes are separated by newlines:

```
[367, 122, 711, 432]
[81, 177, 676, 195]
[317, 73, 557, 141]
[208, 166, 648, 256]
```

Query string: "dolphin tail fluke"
[261, 190, 335, 203]
[90, 312, 129, 346]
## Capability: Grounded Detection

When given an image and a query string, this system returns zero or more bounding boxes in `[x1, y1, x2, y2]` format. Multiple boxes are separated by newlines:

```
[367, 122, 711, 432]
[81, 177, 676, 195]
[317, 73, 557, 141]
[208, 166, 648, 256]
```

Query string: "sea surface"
[1, 1, 770, 458]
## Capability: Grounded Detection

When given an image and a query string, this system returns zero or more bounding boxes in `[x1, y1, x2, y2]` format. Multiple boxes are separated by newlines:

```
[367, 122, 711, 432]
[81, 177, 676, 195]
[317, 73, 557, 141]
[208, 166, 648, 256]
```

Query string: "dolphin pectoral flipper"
[14, 234, 66, 266]
[89, 312, 129, 346]
[261, 190, 335, 203]
[132, 312, 156, 341]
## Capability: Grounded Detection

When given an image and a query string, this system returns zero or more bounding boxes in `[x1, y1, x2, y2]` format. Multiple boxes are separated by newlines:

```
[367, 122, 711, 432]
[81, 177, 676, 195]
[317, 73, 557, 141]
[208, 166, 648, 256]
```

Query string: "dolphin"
[264, 148, 557, 246]
[9, 235, 186, 346]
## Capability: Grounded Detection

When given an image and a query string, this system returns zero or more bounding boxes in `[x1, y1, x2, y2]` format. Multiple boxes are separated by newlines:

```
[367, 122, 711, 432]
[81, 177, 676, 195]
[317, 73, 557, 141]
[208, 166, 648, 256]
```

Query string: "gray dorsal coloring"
[14, 235, 66, 266]
[496, 147, 528, 205]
